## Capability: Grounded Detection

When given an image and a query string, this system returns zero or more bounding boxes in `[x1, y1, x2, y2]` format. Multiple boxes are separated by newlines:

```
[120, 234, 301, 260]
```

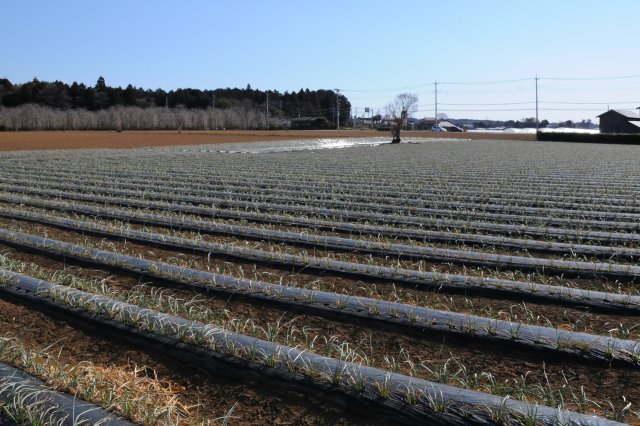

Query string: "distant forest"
[0, 77, 351, 131]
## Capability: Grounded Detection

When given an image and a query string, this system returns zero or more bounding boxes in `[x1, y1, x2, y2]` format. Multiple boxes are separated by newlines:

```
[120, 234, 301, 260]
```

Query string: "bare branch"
[386, 93, 419, 143]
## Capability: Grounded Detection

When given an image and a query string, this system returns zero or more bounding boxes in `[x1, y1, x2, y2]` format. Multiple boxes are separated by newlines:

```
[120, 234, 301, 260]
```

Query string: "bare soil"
[0, 130, 535, 151]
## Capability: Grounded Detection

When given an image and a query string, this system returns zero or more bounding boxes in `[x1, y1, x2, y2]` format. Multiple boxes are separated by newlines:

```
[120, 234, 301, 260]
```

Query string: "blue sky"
[2, 0, 639, 122]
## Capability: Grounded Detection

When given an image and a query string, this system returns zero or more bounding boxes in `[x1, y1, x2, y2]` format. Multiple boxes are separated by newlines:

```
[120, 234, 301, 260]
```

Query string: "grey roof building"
[597, 109, 640, 134]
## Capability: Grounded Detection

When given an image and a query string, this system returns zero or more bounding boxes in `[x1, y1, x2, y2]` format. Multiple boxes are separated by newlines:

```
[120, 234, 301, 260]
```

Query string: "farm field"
[0, 137, 639, 425]
[0, 129, 535, 151]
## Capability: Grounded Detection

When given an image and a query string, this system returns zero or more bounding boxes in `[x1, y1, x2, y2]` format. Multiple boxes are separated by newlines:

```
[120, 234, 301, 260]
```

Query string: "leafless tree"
[0, 103, 286, 131]
[385, 93, 419, 143]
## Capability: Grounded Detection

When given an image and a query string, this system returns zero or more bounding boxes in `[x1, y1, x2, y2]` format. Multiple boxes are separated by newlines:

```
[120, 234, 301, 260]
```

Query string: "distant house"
[415, 118, 464, 132]
[415, 118, 436, 130]
[290, 116, 331, 130]
[438, 120, 465, 132]
[597, 110, 640, 134]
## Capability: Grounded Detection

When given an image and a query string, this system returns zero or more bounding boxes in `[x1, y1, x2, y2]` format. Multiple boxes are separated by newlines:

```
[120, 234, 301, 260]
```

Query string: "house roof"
[290, 116, 317, 122]
[439, 120, 464, 129]
[629, 121, 640, 129]
[597, 109, 640, 120]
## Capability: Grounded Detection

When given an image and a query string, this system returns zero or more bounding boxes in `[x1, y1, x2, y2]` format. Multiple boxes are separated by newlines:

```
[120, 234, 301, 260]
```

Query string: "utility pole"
[335, 89, 341, 130]
[266, 91, 269, 130]
[434, 81, 438, 126]
[535, 75, 539, 130]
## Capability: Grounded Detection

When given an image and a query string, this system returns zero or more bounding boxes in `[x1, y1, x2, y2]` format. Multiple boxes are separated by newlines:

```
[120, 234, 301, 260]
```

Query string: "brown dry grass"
[0, 129, 535, 151]
[0, 304, 197, 425]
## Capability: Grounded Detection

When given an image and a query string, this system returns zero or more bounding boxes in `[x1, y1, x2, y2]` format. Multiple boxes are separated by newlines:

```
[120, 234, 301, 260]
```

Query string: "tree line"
[0, 77, 351, 131]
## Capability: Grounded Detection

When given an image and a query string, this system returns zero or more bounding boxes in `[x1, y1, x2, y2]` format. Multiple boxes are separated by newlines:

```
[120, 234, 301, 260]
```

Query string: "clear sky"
[2, 0, 639, 122]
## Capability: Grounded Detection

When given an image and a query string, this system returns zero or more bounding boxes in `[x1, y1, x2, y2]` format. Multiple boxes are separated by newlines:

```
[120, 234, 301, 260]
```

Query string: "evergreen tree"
[95, 76, 107, 91]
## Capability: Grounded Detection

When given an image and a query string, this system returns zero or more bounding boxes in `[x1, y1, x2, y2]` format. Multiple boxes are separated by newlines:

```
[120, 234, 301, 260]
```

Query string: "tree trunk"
[390, 110, 407, 143]
[391, 123, 401, 143]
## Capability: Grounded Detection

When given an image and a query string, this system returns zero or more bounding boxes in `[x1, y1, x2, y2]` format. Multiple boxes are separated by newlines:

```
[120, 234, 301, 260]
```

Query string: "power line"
[344, 77, 534, 92]
[342, 82, 433, 93]
[434, 108, 536, 112]
[541, 73, 640, 81]
[540, 108, 613, 111]
[439, 77, 533, 85]
[346, 73, 640, 121]
[344, 73, 640, 94]
[439, 101, 534, 106]
[541, 100, 640, 105]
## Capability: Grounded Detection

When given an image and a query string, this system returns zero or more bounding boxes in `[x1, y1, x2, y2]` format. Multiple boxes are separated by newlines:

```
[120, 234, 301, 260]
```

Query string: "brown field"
[0, 129, 535, 151]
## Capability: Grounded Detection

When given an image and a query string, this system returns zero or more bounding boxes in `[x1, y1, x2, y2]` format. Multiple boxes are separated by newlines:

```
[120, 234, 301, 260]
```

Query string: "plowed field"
[0, 137, 637, 425]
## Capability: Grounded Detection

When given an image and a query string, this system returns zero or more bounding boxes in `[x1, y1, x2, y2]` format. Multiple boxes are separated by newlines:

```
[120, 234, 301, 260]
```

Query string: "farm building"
[438, 120, 465, 132]
[596, 109, 640, 134]
[290, 116, 331, 130]
[415, 118, 436, 130]
[414, 118, 465, 132]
